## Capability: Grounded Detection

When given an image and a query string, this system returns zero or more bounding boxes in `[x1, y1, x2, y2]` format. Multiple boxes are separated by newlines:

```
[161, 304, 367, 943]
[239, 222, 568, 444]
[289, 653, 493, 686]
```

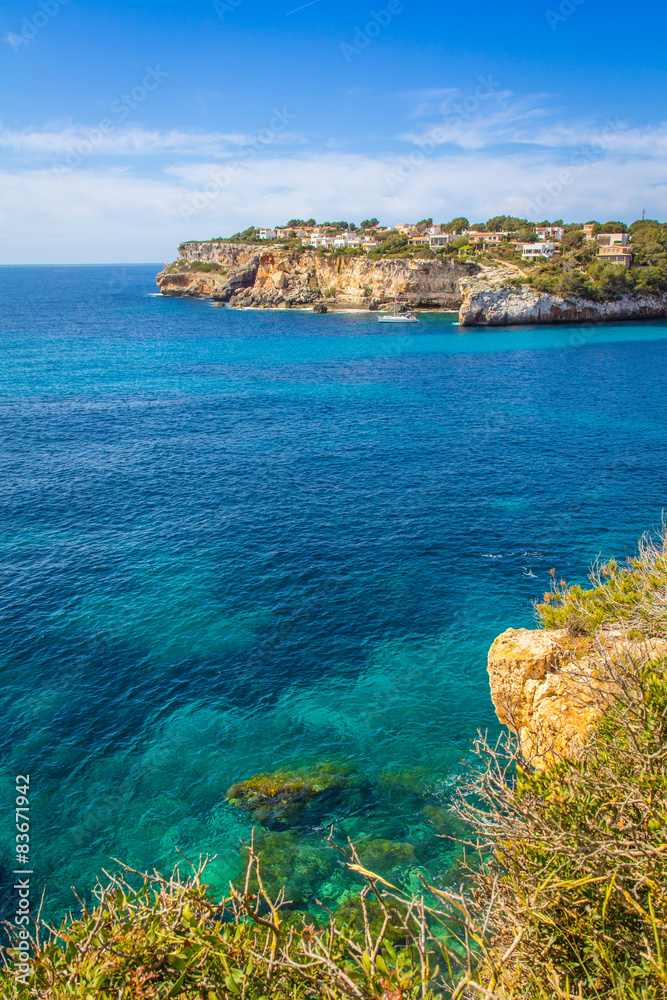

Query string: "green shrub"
[0, 837, 486, 999]
[458, 650, 667, 998]
[188, 262, 226, 274]
[536, 526, 667, 636]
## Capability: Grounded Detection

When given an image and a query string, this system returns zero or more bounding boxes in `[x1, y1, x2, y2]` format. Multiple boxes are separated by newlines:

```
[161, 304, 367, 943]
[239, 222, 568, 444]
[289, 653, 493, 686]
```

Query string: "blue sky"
[1, 0, 666, 262]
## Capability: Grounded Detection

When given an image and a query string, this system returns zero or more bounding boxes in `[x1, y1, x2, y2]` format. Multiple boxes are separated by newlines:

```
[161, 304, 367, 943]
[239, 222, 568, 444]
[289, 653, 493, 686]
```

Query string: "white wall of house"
[521, 242, 554, 259]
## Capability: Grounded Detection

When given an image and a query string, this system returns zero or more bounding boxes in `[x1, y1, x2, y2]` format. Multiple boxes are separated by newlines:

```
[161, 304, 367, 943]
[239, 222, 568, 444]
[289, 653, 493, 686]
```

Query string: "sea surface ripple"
[1, 264, 666, 918]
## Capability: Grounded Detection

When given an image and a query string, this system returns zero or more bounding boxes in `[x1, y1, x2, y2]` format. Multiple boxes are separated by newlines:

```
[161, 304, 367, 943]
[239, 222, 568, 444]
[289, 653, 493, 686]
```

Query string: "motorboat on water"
[378, 261, 419, 323]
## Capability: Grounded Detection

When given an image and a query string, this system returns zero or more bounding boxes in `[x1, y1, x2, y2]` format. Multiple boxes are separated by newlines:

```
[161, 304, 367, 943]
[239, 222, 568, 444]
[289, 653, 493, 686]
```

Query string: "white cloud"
[1, 142, 666, 263]
[0, 89, 665, 263]
[0, 124, 299, 159]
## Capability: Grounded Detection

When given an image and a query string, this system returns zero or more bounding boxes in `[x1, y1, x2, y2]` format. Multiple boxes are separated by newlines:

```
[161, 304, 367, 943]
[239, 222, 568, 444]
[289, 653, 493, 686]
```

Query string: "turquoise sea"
[1, 263, 667, 921]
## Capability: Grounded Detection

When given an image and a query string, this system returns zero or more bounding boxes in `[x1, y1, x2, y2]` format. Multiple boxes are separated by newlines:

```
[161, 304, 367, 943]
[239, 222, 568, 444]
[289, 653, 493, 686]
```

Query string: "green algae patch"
[356, 838, 415, 870]
[377, 766, 438, 797]
[334, 893, 413, 945]
[225, 762, 363, 827]
[235, 829, 338, 909]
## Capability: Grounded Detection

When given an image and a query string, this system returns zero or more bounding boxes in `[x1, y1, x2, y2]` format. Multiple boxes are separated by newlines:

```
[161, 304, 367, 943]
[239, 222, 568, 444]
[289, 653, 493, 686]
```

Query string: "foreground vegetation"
[538, 525, 667, 636]
[3, 530, 667, 998]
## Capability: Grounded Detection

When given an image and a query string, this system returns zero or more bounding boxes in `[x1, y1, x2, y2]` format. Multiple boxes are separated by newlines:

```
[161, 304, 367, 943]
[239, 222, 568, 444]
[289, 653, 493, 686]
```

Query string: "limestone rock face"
[459, 267, 667, 326]
[487, 627, 667, 762]
[156, 242, 478, 309]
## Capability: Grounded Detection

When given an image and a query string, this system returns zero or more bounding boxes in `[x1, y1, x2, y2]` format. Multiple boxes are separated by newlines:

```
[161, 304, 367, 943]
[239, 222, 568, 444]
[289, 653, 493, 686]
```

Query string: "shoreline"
[157, 244, 667, 327]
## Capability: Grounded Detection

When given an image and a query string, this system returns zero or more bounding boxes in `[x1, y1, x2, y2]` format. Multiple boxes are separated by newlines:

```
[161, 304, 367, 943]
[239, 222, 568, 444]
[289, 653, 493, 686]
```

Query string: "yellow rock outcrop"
[487, 627, 667, 763]
[156, 241, 476, 309]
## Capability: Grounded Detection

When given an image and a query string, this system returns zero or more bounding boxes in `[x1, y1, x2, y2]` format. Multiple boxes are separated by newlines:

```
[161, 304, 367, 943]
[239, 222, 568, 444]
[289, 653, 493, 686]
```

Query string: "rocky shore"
[459, 267, 667, 326]
[157, 242, 667, 326]
[156, 241, 475, 310]
[487, 626, 667, 763]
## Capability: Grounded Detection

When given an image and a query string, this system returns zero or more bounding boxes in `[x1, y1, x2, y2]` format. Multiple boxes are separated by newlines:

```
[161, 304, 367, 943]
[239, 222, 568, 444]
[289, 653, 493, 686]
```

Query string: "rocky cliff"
[157, 243, 667, 324]
[487, 627, 667, 764]
[460, 267, 667, 326]
[156, 241, 477, 309]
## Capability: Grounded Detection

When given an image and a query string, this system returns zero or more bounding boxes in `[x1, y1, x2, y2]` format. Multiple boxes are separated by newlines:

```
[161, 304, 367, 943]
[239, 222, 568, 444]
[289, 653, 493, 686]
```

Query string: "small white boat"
[378, 261, 419, 323]
[378, 312, 418, 323]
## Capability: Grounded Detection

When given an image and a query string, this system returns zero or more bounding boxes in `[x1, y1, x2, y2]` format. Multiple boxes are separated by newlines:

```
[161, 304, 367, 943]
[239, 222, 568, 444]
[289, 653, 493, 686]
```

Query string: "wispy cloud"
[1, 87, 666, 263]
[0, 125, 299, 159]
[397, 86, 667, 161]
[0, 145, 666, 263]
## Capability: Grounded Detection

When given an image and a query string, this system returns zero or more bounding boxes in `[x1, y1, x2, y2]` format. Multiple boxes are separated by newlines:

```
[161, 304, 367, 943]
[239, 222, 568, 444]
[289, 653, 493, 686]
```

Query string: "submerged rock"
[237, 829, 337, 907]
[356, 838, 415, 870]
[225, 762, 363, 827]
[377, 767, 437, 797]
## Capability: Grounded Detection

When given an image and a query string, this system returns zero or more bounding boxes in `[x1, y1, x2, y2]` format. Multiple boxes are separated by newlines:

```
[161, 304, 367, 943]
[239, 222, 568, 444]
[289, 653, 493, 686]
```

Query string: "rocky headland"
[459, 266, 667, 326]
[156, 241, 474, 310]
[157, 242, 667, 325]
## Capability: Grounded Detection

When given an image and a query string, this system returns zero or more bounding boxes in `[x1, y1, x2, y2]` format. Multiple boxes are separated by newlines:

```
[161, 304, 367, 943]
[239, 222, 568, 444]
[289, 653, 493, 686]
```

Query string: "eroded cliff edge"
[487, 627, 667, 763]
[459, 268, 667, 326]
[157, 243, 667, 323]
[156, 241, 477, 309]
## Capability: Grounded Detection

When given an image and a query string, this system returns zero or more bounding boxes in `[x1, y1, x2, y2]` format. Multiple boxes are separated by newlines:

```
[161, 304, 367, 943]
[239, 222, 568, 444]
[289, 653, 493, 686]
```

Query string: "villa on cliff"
[252, 219, 634, 267]
[257, 222, 455, 252]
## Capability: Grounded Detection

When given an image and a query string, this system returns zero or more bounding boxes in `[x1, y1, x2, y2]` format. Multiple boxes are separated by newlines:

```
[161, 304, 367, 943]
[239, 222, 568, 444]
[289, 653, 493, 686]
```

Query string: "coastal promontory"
[157, 239, 667, 326]
[156, 241, 476, 310]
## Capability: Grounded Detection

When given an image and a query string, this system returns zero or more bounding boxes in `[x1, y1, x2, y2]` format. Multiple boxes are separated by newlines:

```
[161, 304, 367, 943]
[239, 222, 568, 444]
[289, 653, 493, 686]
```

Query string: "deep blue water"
[1, 264, 666, 920]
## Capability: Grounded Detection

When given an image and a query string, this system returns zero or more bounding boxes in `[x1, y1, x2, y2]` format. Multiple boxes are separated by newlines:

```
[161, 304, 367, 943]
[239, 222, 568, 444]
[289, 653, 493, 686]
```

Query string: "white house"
[597, 232, 629, 247]
[535, 226, 564, 241]
[333, 234, 362, 248]
[306, 235, 337, 248]
[521, 242, 555, 260]
[429, 233, 455, 247]
[258, 228, 277, 240]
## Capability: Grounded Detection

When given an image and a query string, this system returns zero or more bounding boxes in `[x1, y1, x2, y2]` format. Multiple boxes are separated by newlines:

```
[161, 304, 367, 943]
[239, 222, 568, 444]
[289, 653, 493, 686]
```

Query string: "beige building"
[597, 245, 632, 267]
